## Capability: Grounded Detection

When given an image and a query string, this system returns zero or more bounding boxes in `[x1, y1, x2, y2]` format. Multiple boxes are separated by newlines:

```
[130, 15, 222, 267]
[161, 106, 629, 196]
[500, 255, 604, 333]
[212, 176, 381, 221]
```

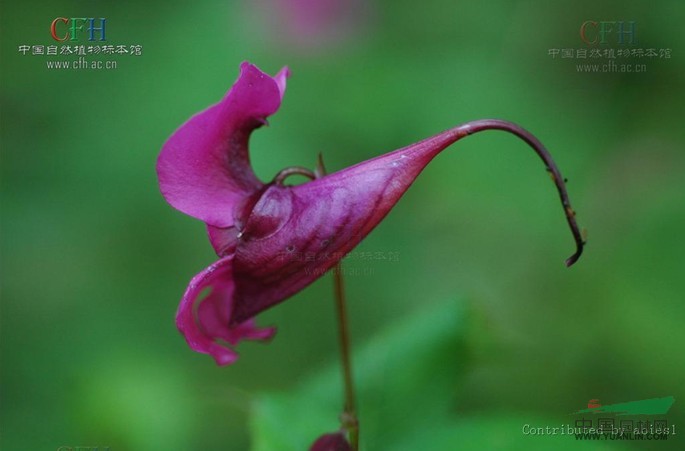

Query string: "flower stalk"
[333, 262, 358, 450]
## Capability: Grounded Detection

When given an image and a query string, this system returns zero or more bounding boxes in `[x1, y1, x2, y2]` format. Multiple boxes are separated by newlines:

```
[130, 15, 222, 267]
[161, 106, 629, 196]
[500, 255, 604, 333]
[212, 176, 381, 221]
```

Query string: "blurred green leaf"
[249, 300, 626, 450]
[250, 299, 469, 450]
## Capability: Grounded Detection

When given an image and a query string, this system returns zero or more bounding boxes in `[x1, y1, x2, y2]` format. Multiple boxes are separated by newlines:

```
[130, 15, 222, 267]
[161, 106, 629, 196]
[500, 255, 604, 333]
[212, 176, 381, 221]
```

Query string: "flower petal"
[274, 66, 290, 99]
[206, 224, 239, 257]
[230, 130, 460, 324]
[230, 120, 583, 323]
[176, 255, 275, 366]
[157, 62, 289, 228]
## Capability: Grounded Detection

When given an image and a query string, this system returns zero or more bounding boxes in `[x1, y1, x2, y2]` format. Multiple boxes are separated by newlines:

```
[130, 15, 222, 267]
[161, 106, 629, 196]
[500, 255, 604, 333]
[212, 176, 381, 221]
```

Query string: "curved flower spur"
[157, 62, 585, 366]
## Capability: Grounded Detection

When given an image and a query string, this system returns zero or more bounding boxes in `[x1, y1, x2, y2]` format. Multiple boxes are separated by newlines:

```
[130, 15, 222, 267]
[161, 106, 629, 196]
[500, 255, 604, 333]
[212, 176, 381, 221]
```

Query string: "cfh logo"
[580, 21, 637, 45]
[50, 18, 107, 42]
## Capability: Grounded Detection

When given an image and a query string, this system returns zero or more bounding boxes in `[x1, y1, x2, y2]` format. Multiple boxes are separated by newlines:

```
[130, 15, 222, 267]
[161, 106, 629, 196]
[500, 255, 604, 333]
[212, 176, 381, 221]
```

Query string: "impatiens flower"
[157, 62, 584, 365]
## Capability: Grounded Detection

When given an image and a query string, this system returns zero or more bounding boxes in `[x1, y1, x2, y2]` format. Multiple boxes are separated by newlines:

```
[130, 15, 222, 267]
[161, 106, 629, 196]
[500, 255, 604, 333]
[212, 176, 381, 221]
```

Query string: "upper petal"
[157, 62, 290, 228]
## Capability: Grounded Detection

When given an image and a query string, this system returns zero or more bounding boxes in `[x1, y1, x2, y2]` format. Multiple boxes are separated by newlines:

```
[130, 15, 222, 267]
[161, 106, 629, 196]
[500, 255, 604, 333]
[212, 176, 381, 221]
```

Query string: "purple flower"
[157, 62, 584, 365]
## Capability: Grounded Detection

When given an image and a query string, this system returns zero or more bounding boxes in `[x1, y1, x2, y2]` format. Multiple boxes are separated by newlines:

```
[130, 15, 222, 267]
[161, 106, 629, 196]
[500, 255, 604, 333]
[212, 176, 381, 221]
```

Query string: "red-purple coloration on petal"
[310, 432, 351, 451]
[176, 255, 275, 366]
[206, 224, 239, 257]
[157, 62, 289, 228]
[230, 130, 463, 324]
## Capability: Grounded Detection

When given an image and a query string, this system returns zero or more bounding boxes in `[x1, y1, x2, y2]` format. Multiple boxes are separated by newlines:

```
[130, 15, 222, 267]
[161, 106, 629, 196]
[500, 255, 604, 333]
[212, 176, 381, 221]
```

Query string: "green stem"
[333, 263, 359, 450]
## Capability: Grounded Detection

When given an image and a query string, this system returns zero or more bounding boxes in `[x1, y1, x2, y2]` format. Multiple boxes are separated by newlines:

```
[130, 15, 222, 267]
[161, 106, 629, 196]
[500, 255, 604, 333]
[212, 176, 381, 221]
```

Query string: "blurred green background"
[2, 0, 684, 450]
